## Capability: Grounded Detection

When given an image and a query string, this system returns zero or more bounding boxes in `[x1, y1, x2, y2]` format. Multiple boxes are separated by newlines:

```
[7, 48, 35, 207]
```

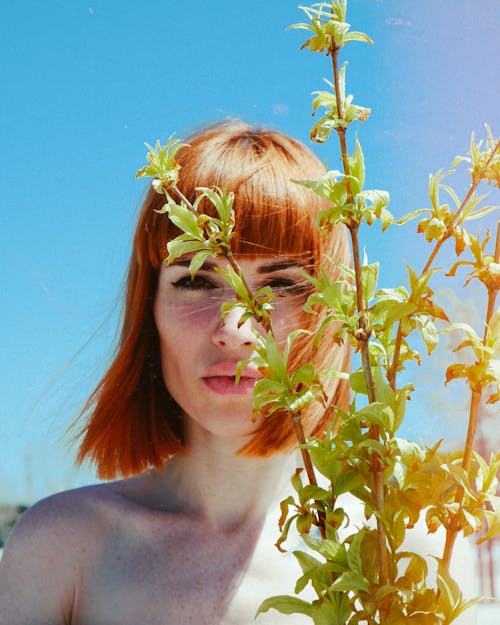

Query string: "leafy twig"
[443, 219, 500, 566]
[327, 31, 390, 589]
[388, 138, 500, 390]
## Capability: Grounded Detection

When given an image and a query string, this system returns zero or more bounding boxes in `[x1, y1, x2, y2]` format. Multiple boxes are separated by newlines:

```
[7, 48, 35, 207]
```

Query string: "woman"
[0, 121, 474, 624]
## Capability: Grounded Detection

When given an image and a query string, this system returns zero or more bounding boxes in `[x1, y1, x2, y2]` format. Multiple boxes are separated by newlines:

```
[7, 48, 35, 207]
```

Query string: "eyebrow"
[168, 258, 307, 273]
[256, 260, 308, 274]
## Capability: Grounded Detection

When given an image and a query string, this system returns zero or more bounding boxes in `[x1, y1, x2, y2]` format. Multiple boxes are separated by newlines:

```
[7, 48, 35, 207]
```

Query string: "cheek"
[154, 297, 221, 336]
[153, 301, 212, 396]
[153, 297, 221, 391]
[270, 297, 308, 345]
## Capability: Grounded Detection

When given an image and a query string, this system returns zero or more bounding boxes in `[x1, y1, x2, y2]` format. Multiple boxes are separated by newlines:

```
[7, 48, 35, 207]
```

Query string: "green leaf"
[394, 208, 428, 225]
[256, 595, 312, 617]
[311, 593, 352, 625]
[359, 189, 392, 229]
[345, 31, 374, 44]
[361, 261, 379, 302]
[416, 315, 439, 354]
[399, 551, 429, 585]
[350, 369, 368, 394]
[217, 265, 249, 301]
[332, 471, 364, 497]
[167, 202, 203, 239]
[264, 333, 289, 381]
[356, 402, 394, 431]
[188, 250, 212, 277]
[486, 308, 500, 354]
[465, 203, 500, 220]
[293, 549, 324, 575]
[436, 557, 464, 620]
[166, 238, 206, 262]
[302, 533, 347, 563]
[299, 484, 331, 504]
[297, 513, 313, 533]
[196, 186, 235, 223]
[330, 570, 369, 592]
[346, 529, 365, 573]
[395, 438, 424, 464]
[356, 438, 387, 459]
[136, 135, 188, 190]
[276, 512, 300, 553]
[346, 138, 365, 194]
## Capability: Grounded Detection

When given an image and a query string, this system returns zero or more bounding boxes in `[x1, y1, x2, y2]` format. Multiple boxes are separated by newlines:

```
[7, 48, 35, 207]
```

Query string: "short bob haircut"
[76, 120, 351, 479]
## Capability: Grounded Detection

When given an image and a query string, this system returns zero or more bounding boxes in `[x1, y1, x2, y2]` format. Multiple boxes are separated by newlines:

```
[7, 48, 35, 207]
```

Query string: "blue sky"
[1, 1, 498, 504]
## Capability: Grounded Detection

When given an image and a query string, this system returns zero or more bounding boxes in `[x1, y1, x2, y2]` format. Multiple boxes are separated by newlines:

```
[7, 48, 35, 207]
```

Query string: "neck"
[139, 434, 300, 531]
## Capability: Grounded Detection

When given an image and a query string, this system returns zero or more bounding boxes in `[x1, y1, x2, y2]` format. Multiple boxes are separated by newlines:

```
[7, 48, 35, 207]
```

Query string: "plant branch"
[485, 218, 500, 327]
[350, 225, 375, 402]
[422, 189, 476, 276]
[330, 43, 389, 590]
[443, 218, 500, 567]
[389, 140, 500, 390]
[170, 185, 194, 211]
[225, 251, 273, 334]
[292, 413, 327, 539]
[170, 185, 273, 334]
[331, 47, 349, 175]
[423, 139, 500, 276]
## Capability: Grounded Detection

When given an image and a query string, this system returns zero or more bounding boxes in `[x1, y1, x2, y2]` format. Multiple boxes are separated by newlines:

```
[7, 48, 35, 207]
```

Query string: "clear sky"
[1, 0, 499, 504]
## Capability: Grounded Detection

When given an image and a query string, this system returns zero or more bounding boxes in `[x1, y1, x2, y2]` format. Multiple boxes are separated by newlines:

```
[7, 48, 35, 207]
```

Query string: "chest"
[73, 516, 311, 625]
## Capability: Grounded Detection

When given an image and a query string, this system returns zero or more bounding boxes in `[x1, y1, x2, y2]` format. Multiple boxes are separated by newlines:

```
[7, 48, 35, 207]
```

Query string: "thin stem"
[350, 225, 376, 403]
[171, 185, 323, 536]
[330, 47, 350, 181]
[169, 189, 323, 525]
[292, 415, 318, 486]
[421, 185, 477, 275]
[351, 226, 389, 584]
[329, 48, 376, 402]
[331, 48, 344, 126]
[330, 42, 389, 589]
[387, 323, 403, 390]
[443, 390, 481, 565]
[171, 185, 195, 212]
[484, 219, 500, 329]
[292, 414, 327, 540]
[443, 218, 500, 567]
[225, 251, 273, 335]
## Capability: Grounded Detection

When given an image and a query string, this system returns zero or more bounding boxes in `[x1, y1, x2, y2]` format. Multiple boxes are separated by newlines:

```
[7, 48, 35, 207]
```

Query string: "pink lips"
[202, 362, 260, 396]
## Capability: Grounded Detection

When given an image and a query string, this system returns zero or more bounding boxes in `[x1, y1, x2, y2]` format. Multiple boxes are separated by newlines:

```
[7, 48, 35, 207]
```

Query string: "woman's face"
[153, 254, 310, 444]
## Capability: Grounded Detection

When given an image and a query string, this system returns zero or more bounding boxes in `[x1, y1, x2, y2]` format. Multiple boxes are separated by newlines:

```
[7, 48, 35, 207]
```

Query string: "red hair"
[76, 120, 351, 479]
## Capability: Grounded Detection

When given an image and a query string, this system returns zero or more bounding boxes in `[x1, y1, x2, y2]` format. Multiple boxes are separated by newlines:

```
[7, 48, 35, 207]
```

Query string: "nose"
[211, 306, 257, 351]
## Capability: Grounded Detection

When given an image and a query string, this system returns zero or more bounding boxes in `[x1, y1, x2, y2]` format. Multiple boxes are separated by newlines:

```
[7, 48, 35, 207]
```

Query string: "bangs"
[142, 121, 329, 270]
[217, 165, 322, 263]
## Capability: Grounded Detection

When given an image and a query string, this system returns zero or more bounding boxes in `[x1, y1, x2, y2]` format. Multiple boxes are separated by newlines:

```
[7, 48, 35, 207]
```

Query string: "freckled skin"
[0, 466, 319, 625]
[70, 480, 314, 625]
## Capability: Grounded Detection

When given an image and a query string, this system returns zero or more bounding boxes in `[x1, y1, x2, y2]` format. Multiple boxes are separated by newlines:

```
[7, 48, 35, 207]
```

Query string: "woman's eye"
[171, 275, 217, 291]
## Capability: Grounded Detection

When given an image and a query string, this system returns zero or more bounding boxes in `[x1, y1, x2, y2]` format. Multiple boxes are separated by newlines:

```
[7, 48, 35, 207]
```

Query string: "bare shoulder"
[3, 482, 123, 551]
[0, 482, 125, 624]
